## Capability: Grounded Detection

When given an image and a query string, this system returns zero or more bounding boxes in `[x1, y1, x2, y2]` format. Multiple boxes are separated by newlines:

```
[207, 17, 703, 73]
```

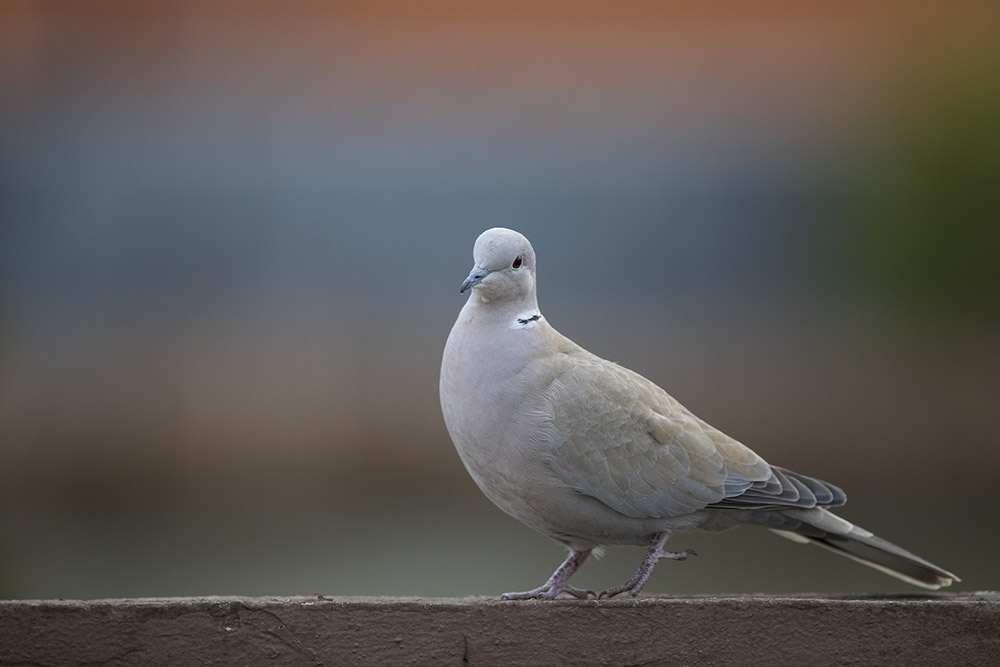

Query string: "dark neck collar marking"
[516, 314, 541, 325]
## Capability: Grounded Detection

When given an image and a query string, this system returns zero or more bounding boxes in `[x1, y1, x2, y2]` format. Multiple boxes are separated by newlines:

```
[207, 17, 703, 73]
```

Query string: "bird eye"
[512, 255, 523, 269]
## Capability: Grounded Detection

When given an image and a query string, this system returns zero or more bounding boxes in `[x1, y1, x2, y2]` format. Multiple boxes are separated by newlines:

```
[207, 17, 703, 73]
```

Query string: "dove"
[439, 227, 958, 599]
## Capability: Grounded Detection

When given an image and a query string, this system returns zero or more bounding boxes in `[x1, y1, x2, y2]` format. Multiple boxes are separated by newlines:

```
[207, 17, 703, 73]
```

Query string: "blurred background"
[1, 0, 997, 600]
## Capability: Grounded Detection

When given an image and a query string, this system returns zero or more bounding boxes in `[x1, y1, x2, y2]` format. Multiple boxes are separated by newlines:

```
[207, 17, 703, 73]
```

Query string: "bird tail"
[770, 508, 959, 590]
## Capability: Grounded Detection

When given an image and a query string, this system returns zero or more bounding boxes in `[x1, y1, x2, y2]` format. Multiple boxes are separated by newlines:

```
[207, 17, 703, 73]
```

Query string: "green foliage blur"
[852, 50, 1000, 320]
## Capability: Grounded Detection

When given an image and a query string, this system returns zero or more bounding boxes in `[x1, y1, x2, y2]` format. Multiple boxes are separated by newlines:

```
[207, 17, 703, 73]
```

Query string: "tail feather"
[771, 508, 959, 590]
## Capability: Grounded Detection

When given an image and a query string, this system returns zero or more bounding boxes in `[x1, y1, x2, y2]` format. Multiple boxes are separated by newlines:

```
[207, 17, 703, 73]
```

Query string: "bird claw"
[599, 537, 697, 598]
[598, 581, 637, 599]
[500, 590, 538, 600]
[500, 540, 696, 601]
[502, 584, 594, 600]
[501, 549, 594, 600]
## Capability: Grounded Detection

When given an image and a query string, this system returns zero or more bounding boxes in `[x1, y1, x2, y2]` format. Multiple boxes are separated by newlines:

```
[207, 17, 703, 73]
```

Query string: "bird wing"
[543, 353, 843, 519]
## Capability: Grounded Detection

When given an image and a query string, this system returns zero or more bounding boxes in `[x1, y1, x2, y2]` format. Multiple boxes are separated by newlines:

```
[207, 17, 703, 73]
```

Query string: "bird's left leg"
[501, 548, 594, 600]
[598, 532, 697, 599]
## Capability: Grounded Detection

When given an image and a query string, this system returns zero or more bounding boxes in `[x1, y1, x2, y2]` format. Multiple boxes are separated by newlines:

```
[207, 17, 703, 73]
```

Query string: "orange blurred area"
[0, 1, 997, 598]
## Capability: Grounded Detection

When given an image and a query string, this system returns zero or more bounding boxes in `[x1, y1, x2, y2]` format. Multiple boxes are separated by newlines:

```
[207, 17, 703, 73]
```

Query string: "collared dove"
[440, 227, 958, 599]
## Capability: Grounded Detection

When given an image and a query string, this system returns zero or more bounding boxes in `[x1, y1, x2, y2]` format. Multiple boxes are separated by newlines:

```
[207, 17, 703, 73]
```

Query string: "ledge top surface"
[2, 591, 996, 608]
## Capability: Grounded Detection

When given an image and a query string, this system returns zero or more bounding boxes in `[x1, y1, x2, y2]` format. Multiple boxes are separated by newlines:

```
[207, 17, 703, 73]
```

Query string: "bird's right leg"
[598, 532, 696, 598]
[501, 549, 594, 600]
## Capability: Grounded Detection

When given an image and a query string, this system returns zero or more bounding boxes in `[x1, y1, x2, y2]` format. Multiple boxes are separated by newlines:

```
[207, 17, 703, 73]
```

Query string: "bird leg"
[501, 548, 594, 600]
[598, 532, 697, 599]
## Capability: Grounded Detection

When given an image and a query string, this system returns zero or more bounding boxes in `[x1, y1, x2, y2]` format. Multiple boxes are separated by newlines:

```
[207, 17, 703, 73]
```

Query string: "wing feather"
[545, 356, 772, 519]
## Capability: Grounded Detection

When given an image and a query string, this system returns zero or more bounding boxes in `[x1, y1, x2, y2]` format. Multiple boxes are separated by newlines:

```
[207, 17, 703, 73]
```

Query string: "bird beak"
[460, 267, 490, 294]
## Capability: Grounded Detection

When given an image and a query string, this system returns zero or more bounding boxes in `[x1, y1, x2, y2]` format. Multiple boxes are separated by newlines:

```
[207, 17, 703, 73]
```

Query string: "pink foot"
[599, 533, 696, 599]
[501, 549, 594, 600]
[500, 582, 594, 600]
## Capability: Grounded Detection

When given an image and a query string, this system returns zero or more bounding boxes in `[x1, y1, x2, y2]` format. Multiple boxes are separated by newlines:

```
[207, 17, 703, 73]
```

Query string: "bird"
[439, 227, 958, 599]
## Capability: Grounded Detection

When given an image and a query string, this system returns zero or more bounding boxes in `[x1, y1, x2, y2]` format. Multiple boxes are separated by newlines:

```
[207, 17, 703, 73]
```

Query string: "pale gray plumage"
[440, 227, 958, 598]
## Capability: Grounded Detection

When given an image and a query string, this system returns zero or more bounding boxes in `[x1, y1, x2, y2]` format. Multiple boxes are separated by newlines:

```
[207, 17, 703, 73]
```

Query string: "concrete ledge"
[1, 593, 997, 666]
